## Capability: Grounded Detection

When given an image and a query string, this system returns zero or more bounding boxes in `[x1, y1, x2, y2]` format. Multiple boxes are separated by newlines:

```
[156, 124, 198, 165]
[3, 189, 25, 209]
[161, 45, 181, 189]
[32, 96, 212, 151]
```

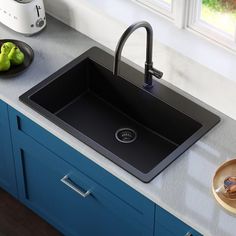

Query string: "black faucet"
[113, 21, 163, 89]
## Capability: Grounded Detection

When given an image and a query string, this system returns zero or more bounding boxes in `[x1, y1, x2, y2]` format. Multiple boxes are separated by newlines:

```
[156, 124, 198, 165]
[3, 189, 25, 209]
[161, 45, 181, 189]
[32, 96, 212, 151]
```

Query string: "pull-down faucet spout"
[113, 21, 163, 89]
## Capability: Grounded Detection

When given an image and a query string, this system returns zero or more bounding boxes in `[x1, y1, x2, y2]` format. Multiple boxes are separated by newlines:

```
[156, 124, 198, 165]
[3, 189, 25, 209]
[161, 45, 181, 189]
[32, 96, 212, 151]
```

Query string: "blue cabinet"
[0, 100, 17, 197]
[9, 107, 154, 236]
[8, 106, 203, 236]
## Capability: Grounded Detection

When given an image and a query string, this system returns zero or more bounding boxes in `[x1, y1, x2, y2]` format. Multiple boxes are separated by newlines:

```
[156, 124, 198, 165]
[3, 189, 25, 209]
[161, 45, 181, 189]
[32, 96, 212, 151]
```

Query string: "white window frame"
[133, 0, 236, 52]
[134, 0, 174, 20]
[133, 0, 188, 27]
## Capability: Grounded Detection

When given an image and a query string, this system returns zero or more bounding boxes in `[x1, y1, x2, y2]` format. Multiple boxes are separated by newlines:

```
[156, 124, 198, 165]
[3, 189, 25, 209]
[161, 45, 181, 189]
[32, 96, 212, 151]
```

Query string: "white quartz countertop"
[1, 16, 236, 236]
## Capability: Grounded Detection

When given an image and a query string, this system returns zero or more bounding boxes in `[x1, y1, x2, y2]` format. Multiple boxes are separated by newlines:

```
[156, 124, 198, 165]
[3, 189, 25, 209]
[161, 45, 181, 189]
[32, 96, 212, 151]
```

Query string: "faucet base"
[143, 84, 153, 90]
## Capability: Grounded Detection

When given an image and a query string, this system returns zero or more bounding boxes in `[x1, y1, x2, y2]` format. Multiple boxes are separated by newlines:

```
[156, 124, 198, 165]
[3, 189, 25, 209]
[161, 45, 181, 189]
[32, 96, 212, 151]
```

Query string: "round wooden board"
[212, 159, 236, 214]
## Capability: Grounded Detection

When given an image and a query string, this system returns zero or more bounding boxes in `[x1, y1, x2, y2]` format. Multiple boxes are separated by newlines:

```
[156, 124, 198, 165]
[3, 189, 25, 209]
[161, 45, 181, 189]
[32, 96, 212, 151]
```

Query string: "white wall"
[44, 0, 236, 120]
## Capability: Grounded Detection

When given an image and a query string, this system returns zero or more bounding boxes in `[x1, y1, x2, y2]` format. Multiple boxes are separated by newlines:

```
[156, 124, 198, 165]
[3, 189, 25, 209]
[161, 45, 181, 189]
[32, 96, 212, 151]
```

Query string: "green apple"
[0, 53, 11, 71]
[1, 42, 16, 55]
[8, 47, 25, 65]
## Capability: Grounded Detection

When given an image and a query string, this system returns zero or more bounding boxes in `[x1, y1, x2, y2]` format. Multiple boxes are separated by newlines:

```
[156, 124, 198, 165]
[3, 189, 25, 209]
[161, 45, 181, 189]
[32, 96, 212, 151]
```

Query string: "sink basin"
[20, 47, 220, 182]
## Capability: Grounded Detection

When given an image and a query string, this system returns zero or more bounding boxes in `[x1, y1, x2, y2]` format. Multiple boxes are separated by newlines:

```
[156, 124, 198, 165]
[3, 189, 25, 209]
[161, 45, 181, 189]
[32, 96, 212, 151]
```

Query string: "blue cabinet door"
[13, 133, 152, 236]
[0, 100, 17, 197]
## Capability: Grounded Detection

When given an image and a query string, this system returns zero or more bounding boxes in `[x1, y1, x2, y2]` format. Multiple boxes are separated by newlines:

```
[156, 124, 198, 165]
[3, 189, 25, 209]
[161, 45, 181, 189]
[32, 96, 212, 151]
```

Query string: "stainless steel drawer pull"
[185, 233, 192, 236]
[61, 175, 91, 198]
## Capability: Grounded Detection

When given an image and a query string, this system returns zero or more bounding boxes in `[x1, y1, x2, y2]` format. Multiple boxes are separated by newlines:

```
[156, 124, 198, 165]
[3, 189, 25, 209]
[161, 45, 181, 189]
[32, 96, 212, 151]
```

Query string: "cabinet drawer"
[9, 107, 155, 229]
[155, 206, 202, 236]
[14, 134, 151, 236]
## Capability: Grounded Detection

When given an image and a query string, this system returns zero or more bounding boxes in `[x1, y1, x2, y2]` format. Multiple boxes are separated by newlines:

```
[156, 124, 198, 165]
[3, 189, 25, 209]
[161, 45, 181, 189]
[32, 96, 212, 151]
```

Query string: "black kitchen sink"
[20, 47, 220, 182]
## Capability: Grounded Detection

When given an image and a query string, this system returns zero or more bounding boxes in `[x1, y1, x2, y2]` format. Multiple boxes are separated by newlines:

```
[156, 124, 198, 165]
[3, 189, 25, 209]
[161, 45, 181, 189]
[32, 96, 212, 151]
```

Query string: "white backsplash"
[44, 0, 236, 120]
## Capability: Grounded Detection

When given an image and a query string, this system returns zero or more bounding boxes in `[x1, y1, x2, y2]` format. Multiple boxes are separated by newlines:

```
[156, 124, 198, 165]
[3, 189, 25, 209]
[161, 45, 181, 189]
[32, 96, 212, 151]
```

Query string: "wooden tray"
[212, 159, 236, 214]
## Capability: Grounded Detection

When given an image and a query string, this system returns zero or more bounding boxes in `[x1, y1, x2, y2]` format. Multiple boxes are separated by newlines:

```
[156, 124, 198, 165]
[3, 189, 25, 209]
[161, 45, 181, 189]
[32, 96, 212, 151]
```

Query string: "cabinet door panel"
[0, 101, 17, 196]
[14, 134, 151, 236]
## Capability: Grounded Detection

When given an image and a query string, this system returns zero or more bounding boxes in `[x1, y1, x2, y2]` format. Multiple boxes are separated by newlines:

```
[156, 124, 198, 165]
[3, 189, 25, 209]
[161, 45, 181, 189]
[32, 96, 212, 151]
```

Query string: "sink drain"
[115, 128, 137, 144]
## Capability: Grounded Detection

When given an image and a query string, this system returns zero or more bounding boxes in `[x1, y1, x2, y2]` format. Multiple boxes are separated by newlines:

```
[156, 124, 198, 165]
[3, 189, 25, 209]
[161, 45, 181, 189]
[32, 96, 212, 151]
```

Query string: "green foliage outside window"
[203, 0, 236, 12]
[201, 0, 236, 35]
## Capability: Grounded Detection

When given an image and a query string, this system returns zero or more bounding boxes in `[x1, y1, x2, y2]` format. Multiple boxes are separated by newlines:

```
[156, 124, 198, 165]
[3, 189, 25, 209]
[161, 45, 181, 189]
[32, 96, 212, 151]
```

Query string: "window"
[188, 0, 236, 50]
[134, 0, 236, 51]
[201, 0, 236, 36]
[134, 0, 173, 19]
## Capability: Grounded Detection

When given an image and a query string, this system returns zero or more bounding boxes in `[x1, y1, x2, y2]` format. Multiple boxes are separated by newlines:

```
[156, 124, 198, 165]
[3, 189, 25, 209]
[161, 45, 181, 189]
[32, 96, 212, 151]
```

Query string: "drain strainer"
[115, 128, 137, 144]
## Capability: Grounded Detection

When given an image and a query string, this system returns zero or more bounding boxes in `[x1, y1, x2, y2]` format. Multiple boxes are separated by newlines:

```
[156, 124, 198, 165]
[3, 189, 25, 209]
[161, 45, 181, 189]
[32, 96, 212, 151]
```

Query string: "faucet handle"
[149, 67, 163, 79]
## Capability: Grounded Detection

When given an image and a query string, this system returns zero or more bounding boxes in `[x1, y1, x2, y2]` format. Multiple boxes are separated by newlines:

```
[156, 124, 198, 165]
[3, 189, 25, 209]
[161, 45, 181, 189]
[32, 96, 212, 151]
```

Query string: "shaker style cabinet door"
[0, 100, 17, 197]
